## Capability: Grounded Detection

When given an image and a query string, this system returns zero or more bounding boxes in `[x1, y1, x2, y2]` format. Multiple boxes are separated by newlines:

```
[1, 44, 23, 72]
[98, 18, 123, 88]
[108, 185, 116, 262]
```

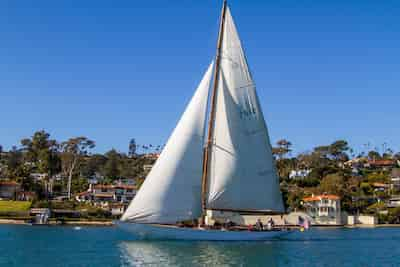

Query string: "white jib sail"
[121, 62, 214, 223]
[207, 7, 284, 213]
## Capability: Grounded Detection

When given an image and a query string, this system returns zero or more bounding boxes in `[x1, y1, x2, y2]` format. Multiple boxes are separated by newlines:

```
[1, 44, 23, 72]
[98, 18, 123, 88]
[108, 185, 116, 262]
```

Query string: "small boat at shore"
[118, 0, 288, 241]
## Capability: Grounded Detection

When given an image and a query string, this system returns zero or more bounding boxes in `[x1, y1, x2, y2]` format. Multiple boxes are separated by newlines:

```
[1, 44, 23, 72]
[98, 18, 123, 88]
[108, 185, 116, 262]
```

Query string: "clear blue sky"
[0, 0, 399, 155]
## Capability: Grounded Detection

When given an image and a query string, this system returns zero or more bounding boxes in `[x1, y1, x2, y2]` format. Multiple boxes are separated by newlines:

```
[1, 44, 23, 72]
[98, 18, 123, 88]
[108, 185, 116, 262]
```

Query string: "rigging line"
[212, 143, 236, 157]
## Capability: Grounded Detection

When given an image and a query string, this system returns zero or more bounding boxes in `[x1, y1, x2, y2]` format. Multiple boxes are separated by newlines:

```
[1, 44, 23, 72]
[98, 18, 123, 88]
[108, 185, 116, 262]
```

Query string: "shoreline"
[2, 218, 400, 228]
[0, 218, 114, 226]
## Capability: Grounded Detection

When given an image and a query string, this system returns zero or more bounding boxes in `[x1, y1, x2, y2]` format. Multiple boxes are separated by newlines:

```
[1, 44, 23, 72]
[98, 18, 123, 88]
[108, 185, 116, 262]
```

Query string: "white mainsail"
[121, 62, 214, 223]
[207, 7, 284, 213]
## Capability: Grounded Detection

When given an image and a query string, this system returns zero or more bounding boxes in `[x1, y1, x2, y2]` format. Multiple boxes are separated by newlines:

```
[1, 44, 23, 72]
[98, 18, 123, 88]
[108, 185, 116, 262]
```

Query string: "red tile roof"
[303, 194, 340, 202]
[76, 191, 90, 197]
[369, 160, 396, 166]
[0, 181, 20, 187]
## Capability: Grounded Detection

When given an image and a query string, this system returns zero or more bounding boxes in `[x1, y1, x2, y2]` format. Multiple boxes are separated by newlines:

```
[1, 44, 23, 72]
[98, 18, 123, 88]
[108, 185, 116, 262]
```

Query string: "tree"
[60, 137, 95, 199]
[366, 172, 389, 183]
[297, 149, 334, 180]
[314, 145, 330, 158]
[360, 182, 373, 195]
[6, 146, 23, 178]
[286, 188, 304, 211]
[103, 149, 121, 181]
[120, 157, 139, 179]
[128, 138, 137, 157]
[382, 149, 393, 159]
[272, 139, 292, 159]
[81, 154, 107, 178]
[329, 140, 349, 161]
[0, 145, 4, 170]
[388, 207, 400, 224]
[20, 130, 60, 176]
[319, 173, 345, 196]
[296, 177, 320, 187]
[275, 158, 296, 181]
[368, 150, 381, 161]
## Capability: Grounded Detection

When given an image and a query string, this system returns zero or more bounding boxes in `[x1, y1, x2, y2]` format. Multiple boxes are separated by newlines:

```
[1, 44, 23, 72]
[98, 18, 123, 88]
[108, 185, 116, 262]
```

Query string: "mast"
[200, 0, 228, 223]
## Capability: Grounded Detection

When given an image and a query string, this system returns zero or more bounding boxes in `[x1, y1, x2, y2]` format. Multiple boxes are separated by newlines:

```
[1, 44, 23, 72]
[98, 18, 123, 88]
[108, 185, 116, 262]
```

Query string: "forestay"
[207, 7, 284, 213]
[121, 62, 214, 223]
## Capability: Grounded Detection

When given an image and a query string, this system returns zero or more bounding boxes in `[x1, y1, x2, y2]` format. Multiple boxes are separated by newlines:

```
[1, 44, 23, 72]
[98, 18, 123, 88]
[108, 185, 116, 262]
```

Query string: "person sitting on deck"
[266, 218, 275, 230]
[220, 219, 235, 230]
[298, 216, 304, 226]
[255, 218, 263, 231]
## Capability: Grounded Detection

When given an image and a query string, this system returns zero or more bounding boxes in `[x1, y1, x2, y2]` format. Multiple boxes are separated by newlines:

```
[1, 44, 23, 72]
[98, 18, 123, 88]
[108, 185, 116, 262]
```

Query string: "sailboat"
[117, 1, 287, 241]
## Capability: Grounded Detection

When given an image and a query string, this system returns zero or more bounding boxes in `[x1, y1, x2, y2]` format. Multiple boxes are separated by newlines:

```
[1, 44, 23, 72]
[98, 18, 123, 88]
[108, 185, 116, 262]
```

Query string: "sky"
[0, 0, 399, 155]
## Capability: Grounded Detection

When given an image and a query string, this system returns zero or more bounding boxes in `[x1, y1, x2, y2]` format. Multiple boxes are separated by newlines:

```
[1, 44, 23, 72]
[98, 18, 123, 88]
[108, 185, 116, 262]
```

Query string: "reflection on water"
[118, 228, 400, 267]
[1, 226, 399, 267]
[120, 241, 282, 266]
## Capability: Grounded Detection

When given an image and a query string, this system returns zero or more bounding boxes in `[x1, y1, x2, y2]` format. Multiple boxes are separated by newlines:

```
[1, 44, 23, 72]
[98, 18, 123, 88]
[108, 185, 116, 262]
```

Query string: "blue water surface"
[0, 225, 399, 267]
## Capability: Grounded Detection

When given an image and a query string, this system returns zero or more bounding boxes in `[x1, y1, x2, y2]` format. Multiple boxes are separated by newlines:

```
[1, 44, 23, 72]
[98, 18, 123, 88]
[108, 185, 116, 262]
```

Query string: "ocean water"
[0, 225, 399, 267]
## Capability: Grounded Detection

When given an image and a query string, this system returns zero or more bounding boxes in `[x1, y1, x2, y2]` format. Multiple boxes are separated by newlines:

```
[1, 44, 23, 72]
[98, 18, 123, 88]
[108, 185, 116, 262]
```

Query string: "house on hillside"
[113, 183, 137, 203]
[87, 173, 104, 184]
[51, 174, 64, 182]
[76, 183, 137, 205]
[289, 169, 311, 180]
[0, 163, 7, 174]
[344, 158, 367, 173]
[0, 181, 21, 199]
[387, 197, 400, 208]
[302, 194, 342, 225]
[391, 169, 400, 190]
[110, 203, 125, 216]
[121, 178, 136, 186]
[143, 164, 154, 173]
[142, 153, 160, 160]
[366, 160, 396, 171]
[30, 173, 47, 181]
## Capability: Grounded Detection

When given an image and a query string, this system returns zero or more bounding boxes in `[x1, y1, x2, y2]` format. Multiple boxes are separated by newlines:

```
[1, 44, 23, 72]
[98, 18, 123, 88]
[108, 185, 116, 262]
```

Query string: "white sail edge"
[121, 62, 214, 224]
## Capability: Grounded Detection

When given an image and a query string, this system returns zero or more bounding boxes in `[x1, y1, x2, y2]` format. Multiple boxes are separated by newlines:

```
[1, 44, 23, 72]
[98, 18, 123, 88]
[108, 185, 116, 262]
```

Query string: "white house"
[110, 203, 125, 216]
[388, 197, 400, 208]
[347, 215, 378, 226]
[302, 194, 342, 225]
[76, 183, 137, 204]
[391, 169, 400, 190]
[30, 173, 47, 181]
[289, 169, 311, 180]
[143, 164, 154, 172]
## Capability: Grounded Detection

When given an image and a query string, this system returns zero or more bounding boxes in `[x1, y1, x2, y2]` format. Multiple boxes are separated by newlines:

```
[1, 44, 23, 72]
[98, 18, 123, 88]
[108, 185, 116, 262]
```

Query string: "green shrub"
[0, 201, 31, 211]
